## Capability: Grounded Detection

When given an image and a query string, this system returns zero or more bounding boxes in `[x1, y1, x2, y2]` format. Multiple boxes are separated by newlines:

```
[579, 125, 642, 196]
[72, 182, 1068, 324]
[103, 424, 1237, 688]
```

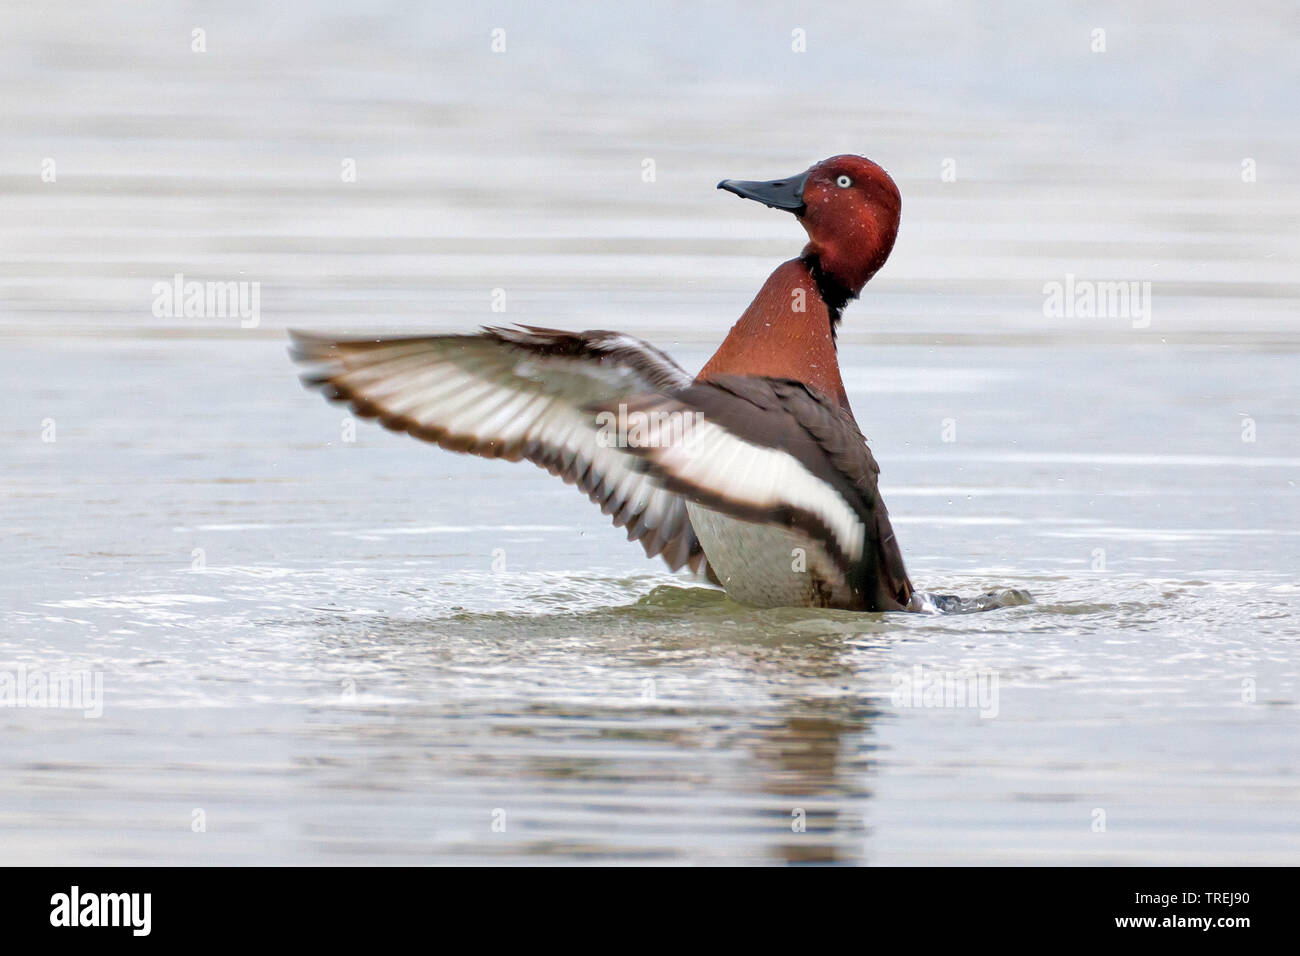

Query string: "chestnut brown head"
[718, 154, 901, 303]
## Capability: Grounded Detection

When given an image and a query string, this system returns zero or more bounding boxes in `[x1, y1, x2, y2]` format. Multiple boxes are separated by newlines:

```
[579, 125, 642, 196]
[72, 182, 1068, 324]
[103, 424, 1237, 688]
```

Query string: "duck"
[291, 154, 915, 612]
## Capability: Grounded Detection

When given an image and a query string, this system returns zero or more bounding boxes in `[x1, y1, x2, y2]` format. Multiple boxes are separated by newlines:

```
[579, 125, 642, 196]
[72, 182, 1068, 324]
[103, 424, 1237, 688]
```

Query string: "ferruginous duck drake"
[291, 154, 914, 611]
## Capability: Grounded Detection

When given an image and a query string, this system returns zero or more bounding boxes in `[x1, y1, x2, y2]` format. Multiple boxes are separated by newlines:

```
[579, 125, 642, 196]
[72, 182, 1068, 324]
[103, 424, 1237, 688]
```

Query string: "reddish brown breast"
[697, 258, 849, 410]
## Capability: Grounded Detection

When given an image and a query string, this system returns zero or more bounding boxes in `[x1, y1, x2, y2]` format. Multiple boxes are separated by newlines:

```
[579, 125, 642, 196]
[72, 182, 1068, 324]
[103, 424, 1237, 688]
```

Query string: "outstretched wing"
[289, 326, 708, 573]
[602, 375, 912, 610]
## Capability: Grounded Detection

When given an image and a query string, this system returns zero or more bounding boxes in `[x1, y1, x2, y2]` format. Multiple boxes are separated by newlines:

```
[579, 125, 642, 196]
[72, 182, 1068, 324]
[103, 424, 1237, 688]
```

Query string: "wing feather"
[290, 327, 708, 573]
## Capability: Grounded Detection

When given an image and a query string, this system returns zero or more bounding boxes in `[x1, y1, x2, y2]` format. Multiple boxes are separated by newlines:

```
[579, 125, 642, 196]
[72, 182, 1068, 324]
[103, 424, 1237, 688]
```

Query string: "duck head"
[718, 154, 901, 307]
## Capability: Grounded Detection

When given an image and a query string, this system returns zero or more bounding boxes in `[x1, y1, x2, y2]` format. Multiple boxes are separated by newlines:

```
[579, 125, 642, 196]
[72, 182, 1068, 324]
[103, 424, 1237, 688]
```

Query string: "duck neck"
[698, 257, 850, 409]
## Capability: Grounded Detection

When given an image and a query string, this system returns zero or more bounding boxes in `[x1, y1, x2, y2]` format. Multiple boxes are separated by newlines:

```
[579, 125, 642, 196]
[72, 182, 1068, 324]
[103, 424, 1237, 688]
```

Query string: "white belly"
[685, 502, 855, 608]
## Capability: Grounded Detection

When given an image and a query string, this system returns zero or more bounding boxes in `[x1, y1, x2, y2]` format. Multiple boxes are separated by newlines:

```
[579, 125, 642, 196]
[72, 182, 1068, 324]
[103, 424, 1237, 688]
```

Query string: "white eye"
[835, 175, 852, 188]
